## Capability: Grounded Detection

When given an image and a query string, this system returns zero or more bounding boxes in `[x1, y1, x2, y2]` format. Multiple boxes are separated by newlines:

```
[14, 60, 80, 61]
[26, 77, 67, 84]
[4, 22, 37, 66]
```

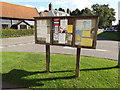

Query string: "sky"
[1, 0, 120, 25]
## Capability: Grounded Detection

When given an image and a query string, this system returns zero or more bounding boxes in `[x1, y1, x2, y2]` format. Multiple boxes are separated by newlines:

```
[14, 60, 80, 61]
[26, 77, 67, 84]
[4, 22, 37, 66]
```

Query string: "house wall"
[0, 18, 34, 29]
[18, 22, 29, 29]
[0, 18, 11, 29]
[25, 20, 34, 25]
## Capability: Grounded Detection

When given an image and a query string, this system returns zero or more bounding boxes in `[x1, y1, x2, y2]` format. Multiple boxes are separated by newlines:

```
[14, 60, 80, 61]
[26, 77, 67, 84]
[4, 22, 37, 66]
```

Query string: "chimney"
[67, 8, 70, 15]
[49, 3, 52, 10]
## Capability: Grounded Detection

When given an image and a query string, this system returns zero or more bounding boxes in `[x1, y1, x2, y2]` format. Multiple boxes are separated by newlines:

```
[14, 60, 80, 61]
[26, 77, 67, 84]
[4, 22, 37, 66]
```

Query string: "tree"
[44, 10, 48, 12]
[92, 4, 116, 29]
[58, 8, 65, 12]
[81, 8, 94, 16]
[71, 8, 81, 16]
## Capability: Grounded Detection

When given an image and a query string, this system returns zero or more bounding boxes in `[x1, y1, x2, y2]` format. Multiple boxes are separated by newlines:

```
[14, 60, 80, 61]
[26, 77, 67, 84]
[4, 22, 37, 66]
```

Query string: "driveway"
[0, 36, 119, 60]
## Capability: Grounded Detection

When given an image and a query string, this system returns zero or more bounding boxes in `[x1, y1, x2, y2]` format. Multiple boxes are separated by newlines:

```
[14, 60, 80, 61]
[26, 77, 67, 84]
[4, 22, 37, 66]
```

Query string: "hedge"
[0, 29, 34, 38]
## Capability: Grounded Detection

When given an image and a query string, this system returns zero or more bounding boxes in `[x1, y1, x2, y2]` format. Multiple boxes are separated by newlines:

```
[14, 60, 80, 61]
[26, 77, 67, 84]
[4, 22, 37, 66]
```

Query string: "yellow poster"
[68, 25, 73, 33]
[81, 38, 93, 47]
[82, 31, 91, 37]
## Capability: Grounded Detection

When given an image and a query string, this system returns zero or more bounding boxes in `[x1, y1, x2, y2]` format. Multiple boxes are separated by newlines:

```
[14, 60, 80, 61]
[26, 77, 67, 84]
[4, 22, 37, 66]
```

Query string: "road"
[0, 36, 119, 60]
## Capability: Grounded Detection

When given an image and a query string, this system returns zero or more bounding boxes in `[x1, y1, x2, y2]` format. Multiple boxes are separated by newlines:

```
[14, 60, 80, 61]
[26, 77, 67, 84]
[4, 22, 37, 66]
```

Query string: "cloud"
[38, 6, 48, 12]
[53, 0, 93, 10]
[24, 5, 35, 8]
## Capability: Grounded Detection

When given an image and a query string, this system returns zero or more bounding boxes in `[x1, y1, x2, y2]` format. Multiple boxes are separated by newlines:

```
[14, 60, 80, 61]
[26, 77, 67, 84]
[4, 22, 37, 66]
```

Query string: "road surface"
[0, 36, 119, 60]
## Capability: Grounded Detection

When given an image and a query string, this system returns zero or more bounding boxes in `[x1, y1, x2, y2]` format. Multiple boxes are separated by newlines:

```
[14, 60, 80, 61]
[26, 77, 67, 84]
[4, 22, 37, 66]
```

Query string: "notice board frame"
[34, 16, 99, 49]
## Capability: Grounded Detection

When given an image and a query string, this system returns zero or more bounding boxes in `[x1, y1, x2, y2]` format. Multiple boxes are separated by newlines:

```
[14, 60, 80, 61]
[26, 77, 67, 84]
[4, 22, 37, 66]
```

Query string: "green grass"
[2, 52, 119, 88]
[98, 31, 119, 40]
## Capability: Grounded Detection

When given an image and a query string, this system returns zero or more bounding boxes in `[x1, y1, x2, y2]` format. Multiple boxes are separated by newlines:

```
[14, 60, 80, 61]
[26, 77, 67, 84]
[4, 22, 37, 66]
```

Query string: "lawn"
[2, 52, 119, 88]
[97, 31, 119, 40]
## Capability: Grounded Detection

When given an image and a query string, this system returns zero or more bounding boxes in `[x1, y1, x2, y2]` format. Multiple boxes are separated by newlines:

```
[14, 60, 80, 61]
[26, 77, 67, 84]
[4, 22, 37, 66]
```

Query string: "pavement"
[0, 36, 119, 89]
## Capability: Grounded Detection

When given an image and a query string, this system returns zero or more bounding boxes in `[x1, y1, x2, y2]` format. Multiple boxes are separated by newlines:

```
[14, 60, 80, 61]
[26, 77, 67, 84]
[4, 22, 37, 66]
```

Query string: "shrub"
[0, 29, 34, 38]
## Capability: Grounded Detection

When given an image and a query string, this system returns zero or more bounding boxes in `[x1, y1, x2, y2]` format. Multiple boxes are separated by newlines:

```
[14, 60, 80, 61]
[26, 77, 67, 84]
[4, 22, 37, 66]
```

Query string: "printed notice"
[37, 26, 47, 35]
[60, 19, 68, 30]
[81, 38, 93, 47]
[55, 26, 59, 33]
[68, 25, 73, 33]
[37, 20, 47, 26]
[59, 33, 66, 44]
[76, 20, 92, 30]
[46, 34, 50, 43]
[75, 30, 82, 45]
[54, 33, 59, 40]
[82, 31, 91, 37]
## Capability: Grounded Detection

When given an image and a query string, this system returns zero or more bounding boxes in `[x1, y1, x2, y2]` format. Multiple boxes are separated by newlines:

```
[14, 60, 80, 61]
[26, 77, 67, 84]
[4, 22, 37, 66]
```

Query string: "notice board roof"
[34, 16, 99, 19]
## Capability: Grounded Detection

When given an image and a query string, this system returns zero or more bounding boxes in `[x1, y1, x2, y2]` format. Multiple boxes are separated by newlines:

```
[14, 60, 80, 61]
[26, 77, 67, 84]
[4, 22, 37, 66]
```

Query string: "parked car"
[104, 28, 116, 32]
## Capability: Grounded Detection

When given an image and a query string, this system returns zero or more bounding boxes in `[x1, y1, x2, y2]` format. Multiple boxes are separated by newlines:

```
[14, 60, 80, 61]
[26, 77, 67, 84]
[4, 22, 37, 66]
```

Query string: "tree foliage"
[92, 4, 116, 29]
[71, 8, 81, 16]
[80, 8, 94, 16]
[58, 8, 65, 12]
[70, 4, 116, 29]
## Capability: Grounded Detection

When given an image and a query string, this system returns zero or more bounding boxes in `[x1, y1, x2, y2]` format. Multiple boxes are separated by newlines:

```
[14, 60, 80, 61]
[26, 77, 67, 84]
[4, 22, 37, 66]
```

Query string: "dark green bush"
[0, 29, 34, 38]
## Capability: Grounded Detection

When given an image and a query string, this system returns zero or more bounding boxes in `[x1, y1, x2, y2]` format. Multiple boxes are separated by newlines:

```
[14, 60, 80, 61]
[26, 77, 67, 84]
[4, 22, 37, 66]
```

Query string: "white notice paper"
[76, 20, 92, 30]
[55, 26, 59, 33]
[60, 19, 68, 30]
[54, 33, 59, 40]
[37, 26, 47, 35]
[37, 20, 47, 26]
[46, 34, 50, 43]
[59, 33, 66, 44]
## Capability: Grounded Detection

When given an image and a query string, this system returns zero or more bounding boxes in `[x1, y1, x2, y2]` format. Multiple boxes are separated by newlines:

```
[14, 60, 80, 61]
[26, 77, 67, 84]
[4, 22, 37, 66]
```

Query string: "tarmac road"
[0, 36, 119, 60]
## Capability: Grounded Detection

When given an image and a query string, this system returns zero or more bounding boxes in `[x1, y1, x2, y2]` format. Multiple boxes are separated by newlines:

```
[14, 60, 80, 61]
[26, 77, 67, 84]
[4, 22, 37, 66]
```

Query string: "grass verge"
[2, 52, 119, 88]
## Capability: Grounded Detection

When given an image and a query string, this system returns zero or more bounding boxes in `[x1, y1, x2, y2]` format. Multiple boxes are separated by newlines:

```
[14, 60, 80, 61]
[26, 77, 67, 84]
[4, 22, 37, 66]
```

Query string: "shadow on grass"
[2, 69, 75, 88]
[81, 66, 118, 71]
[2, 66, 118, 88]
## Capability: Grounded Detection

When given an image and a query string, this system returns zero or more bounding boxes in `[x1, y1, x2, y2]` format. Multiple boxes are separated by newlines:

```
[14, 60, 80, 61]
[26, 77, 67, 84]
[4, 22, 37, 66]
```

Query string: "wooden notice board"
[34, 16, 99, 77]
[34, 16, 99, 49]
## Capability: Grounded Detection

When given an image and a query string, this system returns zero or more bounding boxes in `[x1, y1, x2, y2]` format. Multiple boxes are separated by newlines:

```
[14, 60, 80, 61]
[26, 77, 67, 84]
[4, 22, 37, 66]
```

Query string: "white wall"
[12, 20, 18, 24]
[1, 19, 11, 28]
[25, 20, 34, 25]
[0, 18, 34, 29]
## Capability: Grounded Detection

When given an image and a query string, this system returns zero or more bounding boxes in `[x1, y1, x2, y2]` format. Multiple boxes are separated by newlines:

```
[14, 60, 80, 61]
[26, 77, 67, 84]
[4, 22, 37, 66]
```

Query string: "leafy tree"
[81, 8, 94, 16]
[44, 10, 48, 12]
[71, 8, 81, 16]
[92, 4, 116, 29]
[58, 8, 65, 12]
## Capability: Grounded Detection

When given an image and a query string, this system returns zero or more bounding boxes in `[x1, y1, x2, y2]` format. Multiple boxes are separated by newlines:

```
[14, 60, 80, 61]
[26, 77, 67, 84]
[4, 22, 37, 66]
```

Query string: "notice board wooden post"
[46, 45, 50, 72]
[75, 48, 81, 77]
[118, 20, 120, 68]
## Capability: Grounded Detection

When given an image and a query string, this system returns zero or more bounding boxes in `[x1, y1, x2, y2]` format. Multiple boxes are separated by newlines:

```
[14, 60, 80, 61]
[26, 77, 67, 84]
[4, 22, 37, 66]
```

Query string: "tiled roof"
[0, 2, 40, 19]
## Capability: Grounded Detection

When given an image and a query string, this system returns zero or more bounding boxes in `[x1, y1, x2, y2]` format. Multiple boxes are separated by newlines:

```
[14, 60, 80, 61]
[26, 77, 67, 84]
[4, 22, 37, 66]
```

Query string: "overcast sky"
[1, 0, 119, 25]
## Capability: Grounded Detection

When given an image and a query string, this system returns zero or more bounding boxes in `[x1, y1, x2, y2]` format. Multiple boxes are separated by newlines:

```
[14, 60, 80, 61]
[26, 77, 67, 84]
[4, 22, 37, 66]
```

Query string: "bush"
[0, 29, 34, 38]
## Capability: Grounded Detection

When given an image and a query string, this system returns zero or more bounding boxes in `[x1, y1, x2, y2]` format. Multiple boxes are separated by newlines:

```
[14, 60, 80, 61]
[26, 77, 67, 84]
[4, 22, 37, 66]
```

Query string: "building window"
[2, 24, 8, 29]
[20, 25, 27, 29]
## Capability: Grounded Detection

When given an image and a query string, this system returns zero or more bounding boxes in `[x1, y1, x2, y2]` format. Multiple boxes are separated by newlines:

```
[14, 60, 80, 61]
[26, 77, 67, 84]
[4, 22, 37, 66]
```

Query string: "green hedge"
[0, 29, 34, 38]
